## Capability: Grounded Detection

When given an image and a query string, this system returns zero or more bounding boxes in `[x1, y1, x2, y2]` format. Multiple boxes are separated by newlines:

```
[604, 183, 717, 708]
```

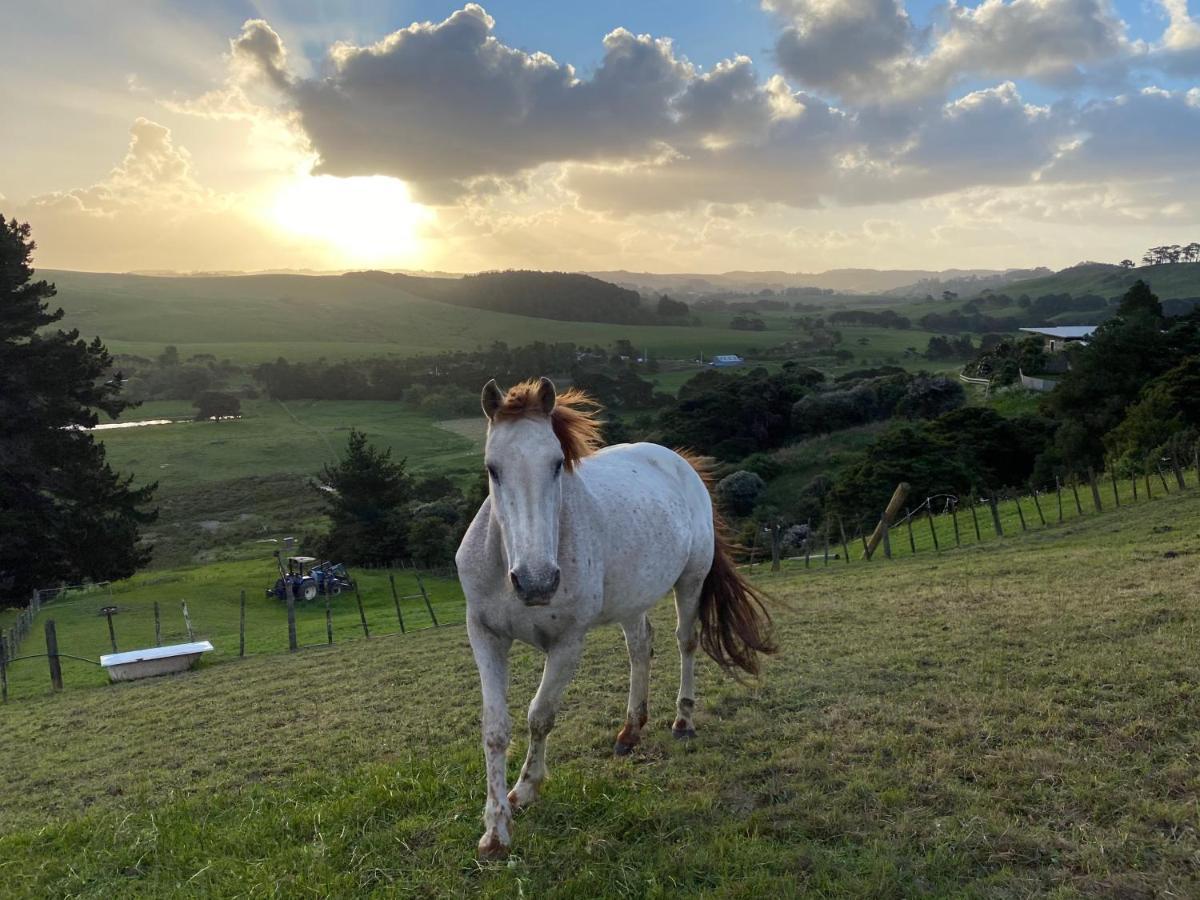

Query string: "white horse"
[456, 377, 776, 859]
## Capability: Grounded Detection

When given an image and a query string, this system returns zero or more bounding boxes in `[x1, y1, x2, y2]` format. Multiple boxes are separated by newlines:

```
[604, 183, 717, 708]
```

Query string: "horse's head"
[480, 377, 601, 606]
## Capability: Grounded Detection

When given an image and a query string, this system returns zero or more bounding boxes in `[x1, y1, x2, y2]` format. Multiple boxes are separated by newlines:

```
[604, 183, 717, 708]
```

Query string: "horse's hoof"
[613, 740, 636, 757]
[477, 833, 511, 861]
[672, 726, 697, 740]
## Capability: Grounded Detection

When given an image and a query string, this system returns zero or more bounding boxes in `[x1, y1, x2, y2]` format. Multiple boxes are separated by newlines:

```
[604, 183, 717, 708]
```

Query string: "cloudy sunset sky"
[3, 0, 1199, 274]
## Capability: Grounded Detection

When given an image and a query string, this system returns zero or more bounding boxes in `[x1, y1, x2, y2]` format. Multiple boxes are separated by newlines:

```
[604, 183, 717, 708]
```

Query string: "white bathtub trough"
[100, 641, 214, 682]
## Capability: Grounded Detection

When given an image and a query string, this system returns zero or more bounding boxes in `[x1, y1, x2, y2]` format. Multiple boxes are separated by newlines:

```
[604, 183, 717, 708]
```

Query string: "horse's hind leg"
[672, 573, 704, 739]
[509, 639, 583, 810]
[614, 614, 653, 756]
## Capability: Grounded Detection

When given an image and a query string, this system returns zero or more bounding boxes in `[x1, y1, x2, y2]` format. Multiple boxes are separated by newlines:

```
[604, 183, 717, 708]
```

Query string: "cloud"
[232, 7, 702, 203]
[1154, 0, 1200, 75]
[28, 118, 210, 217]
[765, 0, 1137, 102]
[766, 0, 913, 99]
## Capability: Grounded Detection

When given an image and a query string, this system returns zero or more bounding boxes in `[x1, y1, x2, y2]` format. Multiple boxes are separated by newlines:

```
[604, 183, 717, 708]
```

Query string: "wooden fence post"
[882, 522, 892, 559]
[951, 500, 961, 547]
[823, 524, 830, 566]
[1145, 468, 1153, 500]
[1030, 485, 1046, 527]
[1013, 491, 1028, 532]
[1109, 464, 1120, 507]
[1070, 477, 1083, 515]
[1172, 458, 1185, 490]
[389, 574, 406, 634]
[325, 595, 334, 645]
[181, 600, 194, 642]
[284, 582, 298, 652]
[838, 517, 850, 564]
[1157, 463, 1170, 493]
[1088, 467, 1103, 512]
[864, 482, 910, 560]
[1055, 476, 1064, 522]
[45, 620, 63, 692]
[969, 493, 982, 541]
[925, 503, 940, 551]
[239, 591, 246, 657]
[105, 609, 118, 653]
[1194, 442, 1200, 487]
[1, 634, 8, 703]
[416, 573, 439, 627]
[154, 601, 161, 647]
[859, 525, 870, 560]
[905, 510, 917, 554]
[775, 522, 786, 572]
[354, 584, 370, 638]
[989, 494, 1004, 537]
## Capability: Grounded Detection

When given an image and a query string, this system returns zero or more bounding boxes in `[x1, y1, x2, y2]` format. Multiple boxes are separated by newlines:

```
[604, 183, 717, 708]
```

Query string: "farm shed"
[1018, 325, 1097, 353]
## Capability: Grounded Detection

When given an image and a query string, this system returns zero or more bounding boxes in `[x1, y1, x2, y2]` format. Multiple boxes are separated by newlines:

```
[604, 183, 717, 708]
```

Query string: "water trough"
[100, 641, 214, 682]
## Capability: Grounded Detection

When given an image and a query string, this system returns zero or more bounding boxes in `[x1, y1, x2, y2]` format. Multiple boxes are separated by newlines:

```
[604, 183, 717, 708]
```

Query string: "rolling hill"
[39, 269, 810, 363]
[998, 261, 1200, 302]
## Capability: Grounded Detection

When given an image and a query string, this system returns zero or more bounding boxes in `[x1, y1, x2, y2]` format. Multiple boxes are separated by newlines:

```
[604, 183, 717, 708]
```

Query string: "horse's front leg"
[614, 614, 653, 755]
[468, 616, 514, 859]
[509, 638, 583, 810]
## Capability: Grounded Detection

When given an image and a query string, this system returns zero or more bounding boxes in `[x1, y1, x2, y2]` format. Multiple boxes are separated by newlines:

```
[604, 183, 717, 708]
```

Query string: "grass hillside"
[3, 485, 1199, 895]
[1002, 262, 1200, 301]
[42, 270, 813, 363]
[91, 400, 484, 566]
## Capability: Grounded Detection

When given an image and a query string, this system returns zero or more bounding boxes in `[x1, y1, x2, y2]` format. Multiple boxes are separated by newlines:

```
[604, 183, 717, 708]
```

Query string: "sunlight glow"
[271, 175, 430, 265]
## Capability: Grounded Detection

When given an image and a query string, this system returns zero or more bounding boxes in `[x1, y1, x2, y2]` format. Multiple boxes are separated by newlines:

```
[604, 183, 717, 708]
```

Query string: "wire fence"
[0, 566, 464, 703]
[750, 452, 1200, 573]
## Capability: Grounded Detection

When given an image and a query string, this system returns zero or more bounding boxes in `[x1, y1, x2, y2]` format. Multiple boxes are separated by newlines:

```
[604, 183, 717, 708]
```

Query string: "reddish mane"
[492, 380, 604, 471]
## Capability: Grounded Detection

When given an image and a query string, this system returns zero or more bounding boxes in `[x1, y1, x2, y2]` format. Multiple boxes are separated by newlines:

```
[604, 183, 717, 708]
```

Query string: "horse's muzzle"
[510, 566, 560, 606]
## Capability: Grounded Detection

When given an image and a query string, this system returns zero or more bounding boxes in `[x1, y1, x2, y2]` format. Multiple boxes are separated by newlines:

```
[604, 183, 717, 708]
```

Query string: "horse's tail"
[679, 451, 777, 677]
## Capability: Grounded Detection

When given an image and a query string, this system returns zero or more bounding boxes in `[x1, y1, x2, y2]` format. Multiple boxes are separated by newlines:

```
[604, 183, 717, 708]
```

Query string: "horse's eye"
[554, 459, 564, 476]
[486, 464, 499, 483]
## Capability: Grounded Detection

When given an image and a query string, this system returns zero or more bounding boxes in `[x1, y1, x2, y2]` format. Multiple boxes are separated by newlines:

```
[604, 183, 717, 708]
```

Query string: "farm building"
[1018, 325, 1097, 353]
[709, 354, 745, 368]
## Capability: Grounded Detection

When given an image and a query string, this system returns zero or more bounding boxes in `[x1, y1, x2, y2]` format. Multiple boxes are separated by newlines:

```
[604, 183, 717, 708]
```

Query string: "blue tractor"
[311, 560, 355, 596]
[267, 551, 355, 602]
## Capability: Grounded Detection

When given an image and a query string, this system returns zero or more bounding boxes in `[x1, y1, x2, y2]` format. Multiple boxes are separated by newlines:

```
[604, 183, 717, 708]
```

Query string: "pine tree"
[0, 216, 156, 604]
[316, 429, 414, 565]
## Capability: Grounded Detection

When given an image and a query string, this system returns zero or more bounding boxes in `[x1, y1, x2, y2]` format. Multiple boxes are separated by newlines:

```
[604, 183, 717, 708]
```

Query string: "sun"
[270, 174, 431, 266]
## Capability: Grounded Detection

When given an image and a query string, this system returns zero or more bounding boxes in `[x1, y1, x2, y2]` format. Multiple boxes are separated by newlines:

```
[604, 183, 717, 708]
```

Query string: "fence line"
[0, 567, 463, 703]
[753, 452, 1200, 575]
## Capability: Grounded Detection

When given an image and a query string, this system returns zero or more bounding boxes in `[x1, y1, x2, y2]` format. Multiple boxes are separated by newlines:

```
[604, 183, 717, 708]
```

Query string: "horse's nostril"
[549, 568, 561, 593]
[509, 569, 522, 593]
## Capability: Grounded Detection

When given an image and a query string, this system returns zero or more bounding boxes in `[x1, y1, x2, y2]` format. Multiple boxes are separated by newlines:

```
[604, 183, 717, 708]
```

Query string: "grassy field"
[44, 270, 819, 363]
[2, 480, 1200, 895]
[0, 559, 464, 700]
[93, 400, 485, 567]
[98, 400, 481, 490]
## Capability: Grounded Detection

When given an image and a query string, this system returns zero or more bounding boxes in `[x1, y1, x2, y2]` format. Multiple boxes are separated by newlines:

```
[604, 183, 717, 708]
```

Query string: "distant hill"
[353, 269, 653, 324]
[588, 267, 1047, 297]
[996, 262, 1200, 304]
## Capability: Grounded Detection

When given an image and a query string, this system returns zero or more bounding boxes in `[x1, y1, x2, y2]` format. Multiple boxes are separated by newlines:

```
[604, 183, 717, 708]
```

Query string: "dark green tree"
[192, 391, 241, 420]
[0, 216, 156, 604]
[1115, 279, 1163, 322]
[316, 429, 414, 565]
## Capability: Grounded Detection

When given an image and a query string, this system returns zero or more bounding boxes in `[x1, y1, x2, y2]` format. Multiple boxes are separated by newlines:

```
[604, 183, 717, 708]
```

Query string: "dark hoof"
[672, 727, 697, 740]
[613, 740, 636, 757]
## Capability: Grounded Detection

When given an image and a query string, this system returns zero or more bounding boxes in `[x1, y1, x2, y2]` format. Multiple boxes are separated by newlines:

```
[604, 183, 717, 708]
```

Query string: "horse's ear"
[481, 379, 503, 420]
[536, 376, 556, 415]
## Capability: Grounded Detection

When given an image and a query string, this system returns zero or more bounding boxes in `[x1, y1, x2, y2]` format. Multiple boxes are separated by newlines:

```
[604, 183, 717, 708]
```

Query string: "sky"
[2, 0, 1199, 274]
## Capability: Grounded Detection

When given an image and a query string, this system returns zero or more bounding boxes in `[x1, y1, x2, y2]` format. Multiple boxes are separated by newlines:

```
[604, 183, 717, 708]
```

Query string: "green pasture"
[0, 559, 464, 700]
[97, 400, 481, 490]
[3, 478, 1200, 895]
